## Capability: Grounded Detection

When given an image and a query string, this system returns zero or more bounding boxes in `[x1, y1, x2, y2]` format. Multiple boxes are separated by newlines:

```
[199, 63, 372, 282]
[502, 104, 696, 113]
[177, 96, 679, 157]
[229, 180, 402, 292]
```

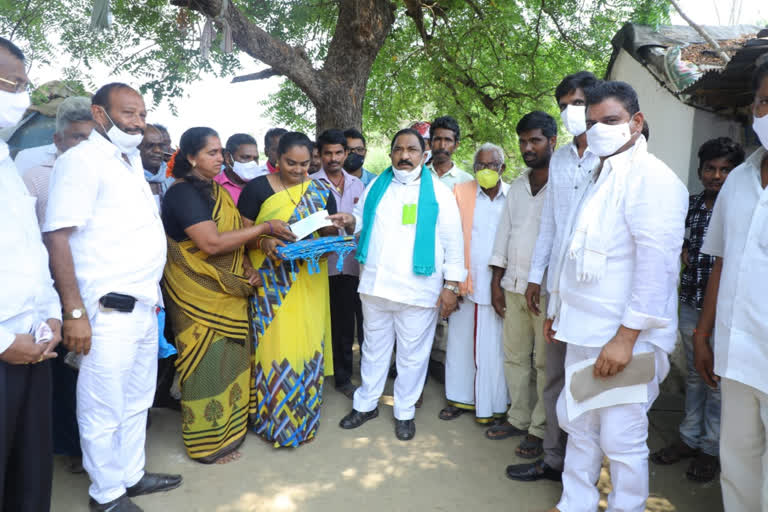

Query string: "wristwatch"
[443, 283, 460, 295]
[63, 307, 87, 321]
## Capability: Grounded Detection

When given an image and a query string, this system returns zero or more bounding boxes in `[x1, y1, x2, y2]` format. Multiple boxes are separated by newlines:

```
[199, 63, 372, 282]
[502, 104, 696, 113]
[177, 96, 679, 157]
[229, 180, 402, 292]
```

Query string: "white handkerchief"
[565, 357, 647, 422]
[290, 209, 333, 240]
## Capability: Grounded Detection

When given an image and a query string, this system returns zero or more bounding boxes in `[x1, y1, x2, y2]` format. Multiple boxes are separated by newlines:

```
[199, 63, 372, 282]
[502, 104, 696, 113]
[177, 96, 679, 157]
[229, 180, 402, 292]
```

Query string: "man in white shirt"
[429, 115, 474, 189]
[485, 112, 555, 461]
[439, 143, 510, 425]
[44, 82, 182, 512]
[509, 71, 599, 483]
[546, 81, 687, 512]
[330, 128, 466, 441]
[14, 141, 57, 176]
[694, 62, 768, 512]
[0, 36, 62, 512]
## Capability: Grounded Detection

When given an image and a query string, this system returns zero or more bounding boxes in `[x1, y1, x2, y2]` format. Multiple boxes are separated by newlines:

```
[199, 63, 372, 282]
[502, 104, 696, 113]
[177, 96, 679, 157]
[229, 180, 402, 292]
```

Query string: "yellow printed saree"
[162, 182, 254, 463]
[248, 178, 334, 447]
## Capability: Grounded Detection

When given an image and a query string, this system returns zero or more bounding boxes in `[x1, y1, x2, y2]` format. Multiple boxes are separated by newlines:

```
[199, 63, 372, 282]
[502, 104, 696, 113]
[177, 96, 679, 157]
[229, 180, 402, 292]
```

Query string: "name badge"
[402, 204, 417, 225]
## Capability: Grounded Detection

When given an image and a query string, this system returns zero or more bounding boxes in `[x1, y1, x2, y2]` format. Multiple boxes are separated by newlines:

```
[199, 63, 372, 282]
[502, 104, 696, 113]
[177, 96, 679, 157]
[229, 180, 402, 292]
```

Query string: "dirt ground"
[52, 376, 724, 512]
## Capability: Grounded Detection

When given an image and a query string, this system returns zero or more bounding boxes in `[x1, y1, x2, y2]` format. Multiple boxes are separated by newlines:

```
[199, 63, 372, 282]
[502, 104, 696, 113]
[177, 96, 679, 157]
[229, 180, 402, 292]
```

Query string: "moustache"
[328, 161, 342, 166]
[523, 153, 537, 160]
[432, 149, 449, 156]
[397, 160, 414, 167]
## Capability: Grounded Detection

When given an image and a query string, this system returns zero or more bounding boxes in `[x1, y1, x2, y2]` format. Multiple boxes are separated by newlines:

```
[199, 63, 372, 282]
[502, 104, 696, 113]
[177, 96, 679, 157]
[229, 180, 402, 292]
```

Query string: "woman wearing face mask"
[237, 131, 337, 447]
[213, 133, 264, 204]
[161, 127, 294, 464]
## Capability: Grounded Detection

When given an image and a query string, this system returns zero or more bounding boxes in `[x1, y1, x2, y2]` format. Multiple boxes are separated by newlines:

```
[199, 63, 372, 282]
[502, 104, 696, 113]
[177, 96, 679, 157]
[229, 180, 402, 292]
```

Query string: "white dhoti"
[77, 302, 158, 504]
[445, 298, 508, 422]
[555, 342, 670, 512]
[353, 294, 439, 420]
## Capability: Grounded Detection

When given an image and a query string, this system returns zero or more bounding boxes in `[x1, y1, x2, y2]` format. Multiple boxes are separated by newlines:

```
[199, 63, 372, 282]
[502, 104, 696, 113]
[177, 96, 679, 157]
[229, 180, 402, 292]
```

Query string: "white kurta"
[552, 139, 687, 512]
[352, 171, 465, 420]
[445, 183, 509, 420]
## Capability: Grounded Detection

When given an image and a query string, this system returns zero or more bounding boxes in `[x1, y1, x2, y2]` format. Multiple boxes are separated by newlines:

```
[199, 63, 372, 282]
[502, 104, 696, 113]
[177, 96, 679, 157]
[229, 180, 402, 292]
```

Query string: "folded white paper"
[565, 357, 648, 422]
[290, 209, 333, 240]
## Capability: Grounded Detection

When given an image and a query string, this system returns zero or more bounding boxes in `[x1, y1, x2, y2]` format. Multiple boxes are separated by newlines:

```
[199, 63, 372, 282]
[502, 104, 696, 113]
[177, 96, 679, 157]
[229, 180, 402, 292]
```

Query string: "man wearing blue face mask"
[44, 82, 182, 512]
[544, 81, 687, 512]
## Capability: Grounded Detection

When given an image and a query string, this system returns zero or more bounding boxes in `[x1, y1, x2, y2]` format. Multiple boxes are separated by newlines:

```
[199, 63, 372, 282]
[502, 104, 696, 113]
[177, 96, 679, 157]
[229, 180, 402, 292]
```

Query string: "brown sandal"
[650, 439, 699, 465]
[516, 434, 544, 459]
[438, 405, 466, 420]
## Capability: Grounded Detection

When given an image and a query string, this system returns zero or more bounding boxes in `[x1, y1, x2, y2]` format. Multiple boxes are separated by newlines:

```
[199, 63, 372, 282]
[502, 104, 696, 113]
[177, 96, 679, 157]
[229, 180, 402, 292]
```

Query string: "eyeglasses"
[0, 76, 31, 94]
[348, 146, 366, 155]
[473, 162, 503, 171]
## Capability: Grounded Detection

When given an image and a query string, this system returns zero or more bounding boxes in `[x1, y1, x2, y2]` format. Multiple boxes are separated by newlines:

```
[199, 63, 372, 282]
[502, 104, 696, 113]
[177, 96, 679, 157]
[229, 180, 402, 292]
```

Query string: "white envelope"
[565, 357, 648, 422]
[290, 209, 333, 240]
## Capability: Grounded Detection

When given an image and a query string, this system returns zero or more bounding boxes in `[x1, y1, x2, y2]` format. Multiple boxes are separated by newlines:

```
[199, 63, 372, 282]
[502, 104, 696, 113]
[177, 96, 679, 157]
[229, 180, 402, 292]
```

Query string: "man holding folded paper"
[330, 127, 465, 441]
[545, 81, 687, 512]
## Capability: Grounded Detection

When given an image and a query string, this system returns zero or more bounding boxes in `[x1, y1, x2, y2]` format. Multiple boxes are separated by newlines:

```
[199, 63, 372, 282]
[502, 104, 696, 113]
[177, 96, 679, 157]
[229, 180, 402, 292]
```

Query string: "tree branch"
[668, 0, 730, 64]
[230, 68, 281, 82]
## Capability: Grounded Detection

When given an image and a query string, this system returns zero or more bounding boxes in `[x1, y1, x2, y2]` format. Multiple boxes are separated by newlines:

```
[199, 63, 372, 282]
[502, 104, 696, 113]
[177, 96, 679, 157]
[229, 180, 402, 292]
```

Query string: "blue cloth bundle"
[276, 236, 358, 275]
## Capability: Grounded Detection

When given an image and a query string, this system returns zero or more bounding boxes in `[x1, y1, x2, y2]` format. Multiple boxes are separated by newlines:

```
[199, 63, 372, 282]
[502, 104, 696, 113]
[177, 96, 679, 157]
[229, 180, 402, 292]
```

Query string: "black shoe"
[335, 382, 356, 400]
[505, 460, 562, 482]
[394, 419, 415, 441]
[89, 494, 143, 512]
[339, 408, 379, 429]
[126, 472, 183, 497]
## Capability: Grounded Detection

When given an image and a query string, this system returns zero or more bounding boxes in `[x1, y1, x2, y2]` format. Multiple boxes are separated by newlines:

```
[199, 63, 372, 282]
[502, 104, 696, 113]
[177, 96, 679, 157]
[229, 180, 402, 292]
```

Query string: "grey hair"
[56, 96, 93, 133]
[474, 142, 505, 166]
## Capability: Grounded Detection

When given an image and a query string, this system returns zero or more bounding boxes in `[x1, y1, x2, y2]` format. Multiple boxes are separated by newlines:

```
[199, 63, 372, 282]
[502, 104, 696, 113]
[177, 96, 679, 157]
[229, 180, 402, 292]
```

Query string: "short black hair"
[697, 137, 745, 172]
[555, 71, 598, 102]
[753, 60, 768, 96]
[225, 133, 258, 155]
[0, 37, 25, 62]
[430, 116, 460, 143]
[343, 128, 366, 146]
[91, 83, 136, 110]
[585, 80, 640, 116]
[641, 120, 649, 141]
[277, 131, 313, 158]
[516, 111, 557, 138]
[390, 128, 425, 152]
[316, 129, 348, 152]
[153, 123, 170, 137]
[264, 127, 288, 151]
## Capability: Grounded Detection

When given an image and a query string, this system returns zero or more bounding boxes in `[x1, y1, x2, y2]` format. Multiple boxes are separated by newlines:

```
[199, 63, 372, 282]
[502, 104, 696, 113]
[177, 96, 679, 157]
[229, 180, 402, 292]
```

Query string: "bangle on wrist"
[264, 221, 274, 235]
[693, 328, 711, 337]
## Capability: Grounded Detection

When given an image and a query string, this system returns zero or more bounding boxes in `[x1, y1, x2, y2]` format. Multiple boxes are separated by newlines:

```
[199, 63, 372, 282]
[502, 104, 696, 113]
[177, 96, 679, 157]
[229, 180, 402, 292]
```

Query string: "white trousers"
[353, 294, 438, 420]
[445, 299, 508, 421]
[77, 302, 158, 504]
[556, 342, 668, 512]
[720, 377, 768, 512]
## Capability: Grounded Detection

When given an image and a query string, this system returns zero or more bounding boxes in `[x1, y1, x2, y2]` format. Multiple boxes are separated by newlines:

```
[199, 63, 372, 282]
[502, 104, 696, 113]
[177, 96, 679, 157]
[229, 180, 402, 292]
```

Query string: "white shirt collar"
[0, 139, 9, 163]
[431, 162, 459, 177]
[476, 180, 510, 200]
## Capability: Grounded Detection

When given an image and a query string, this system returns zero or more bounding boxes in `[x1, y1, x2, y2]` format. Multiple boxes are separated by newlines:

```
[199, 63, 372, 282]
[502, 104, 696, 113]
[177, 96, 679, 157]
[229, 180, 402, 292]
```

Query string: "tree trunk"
[174, 0, 395, 136]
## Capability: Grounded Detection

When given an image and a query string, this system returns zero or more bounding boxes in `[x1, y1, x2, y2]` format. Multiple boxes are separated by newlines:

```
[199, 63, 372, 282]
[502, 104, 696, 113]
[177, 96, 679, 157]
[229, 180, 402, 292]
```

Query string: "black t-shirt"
[162, 181, 215, 242]
[238, 175, 337, 221]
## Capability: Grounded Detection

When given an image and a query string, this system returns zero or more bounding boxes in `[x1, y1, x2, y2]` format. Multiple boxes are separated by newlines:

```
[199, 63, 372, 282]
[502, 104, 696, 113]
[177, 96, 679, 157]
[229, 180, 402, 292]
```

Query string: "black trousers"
[329, 275, 361, 387]
[51, 346, 80, 457]
[0, 360, 53, 512]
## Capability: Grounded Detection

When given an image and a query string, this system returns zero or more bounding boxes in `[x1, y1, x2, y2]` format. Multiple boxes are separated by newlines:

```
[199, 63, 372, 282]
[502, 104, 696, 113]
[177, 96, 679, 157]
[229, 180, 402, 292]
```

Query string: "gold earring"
[191, 161, 196, 168]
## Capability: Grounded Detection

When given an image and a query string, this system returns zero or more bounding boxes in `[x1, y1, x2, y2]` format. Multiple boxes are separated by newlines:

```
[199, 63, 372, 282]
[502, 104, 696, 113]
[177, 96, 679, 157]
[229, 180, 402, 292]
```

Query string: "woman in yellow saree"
[237, 132, 335, 447]
[161, 127, 294, 463]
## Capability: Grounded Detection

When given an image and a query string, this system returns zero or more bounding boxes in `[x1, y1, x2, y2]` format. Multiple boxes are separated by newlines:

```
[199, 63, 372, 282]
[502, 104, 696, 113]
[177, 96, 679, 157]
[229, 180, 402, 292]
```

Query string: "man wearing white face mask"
[693, 61, 768, 512]
[543, 81, 687, 512]
[214, 133, 263, 205]
[329, 128, 465, 441]
[44, 82, 182, 512]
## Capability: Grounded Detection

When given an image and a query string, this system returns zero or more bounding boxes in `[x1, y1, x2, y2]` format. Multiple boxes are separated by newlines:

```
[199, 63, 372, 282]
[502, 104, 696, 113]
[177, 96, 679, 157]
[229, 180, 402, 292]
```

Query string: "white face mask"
[231, 159, 261, 181]
[0, 90, 30, 129]
[393, 165, 421, 184]
[560, 105, 587, 136]
[100, 107, 143, 155]
[753, 112, 768, 150]
[586, 121, 633, 157]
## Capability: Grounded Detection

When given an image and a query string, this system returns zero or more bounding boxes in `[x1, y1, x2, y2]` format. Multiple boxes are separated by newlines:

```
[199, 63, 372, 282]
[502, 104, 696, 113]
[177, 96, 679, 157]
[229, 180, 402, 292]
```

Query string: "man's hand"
[525, 282, 541, 316]
[327, 213, 356, 234]
[693, 332, 719, 389]
[491, 281, 506, 318]
[437, 288, 459, 319]
[43, 318, 63, 356]
[0, 334, 56, 365]
[681, 247, 690, 266]
[543, 317, 558, 344]
[63, 317, 92, 355]
[594, 328, 639, 377]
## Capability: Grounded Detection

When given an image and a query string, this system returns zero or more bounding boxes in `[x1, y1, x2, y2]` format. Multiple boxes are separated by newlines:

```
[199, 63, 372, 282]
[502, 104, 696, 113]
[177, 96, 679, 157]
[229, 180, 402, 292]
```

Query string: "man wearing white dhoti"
[546, 81, 687, 512]
[438, 143, 510, 425]
[330, 128, 465, 441]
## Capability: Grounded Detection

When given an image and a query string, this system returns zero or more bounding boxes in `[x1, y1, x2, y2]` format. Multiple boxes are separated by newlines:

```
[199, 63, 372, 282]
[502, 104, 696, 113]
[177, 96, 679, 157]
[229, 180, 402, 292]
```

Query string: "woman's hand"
[244, 266, 262, 287]
[327, 213, 356, 234]
[261, 237, 286, 261]
[264, 220, 296, 242]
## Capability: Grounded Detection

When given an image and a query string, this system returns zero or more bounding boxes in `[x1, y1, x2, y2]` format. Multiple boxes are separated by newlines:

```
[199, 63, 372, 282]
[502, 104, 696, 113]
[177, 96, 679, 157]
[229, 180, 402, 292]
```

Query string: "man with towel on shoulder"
[329, 128, 465, 441]
[545, 81, 687, 512]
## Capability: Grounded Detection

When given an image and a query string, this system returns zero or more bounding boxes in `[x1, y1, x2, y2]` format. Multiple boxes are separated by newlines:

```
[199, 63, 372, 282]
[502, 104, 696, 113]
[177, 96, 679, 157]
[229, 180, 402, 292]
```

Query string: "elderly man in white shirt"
[693, 62, 768, 512]
[330, 128, 465, 441]
[439, 143, 510, 426]
[44, 82, 181, 512]
[0, 37, 62, 512]
[508, 71, 600, 484]
[546, 81, 687, 512]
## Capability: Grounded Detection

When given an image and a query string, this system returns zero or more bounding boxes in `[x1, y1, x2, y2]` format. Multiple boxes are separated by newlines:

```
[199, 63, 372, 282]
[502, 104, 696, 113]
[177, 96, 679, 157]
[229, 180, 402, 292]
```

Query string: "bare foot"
[214, 450, 242, 464]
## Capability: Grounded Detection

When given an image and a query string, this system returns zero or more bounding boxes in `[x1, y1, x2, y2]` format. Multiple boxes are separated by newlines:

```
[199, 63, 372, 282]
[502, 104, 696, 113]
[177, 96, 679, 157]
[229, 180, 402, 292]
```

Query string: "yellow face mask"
[476, 168, 500, 189]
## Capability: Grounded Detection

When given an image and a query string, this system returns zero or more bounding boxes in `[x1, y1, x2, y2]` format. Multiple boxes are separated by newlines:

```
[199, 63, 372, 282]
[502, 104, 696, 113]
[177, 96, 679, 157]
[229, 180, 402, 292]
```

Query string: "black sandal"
[516, 434, 543, 459]
[438, 405, 466, 420]
[650, 439, 699, 465]
[686, 453, 720, 483]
